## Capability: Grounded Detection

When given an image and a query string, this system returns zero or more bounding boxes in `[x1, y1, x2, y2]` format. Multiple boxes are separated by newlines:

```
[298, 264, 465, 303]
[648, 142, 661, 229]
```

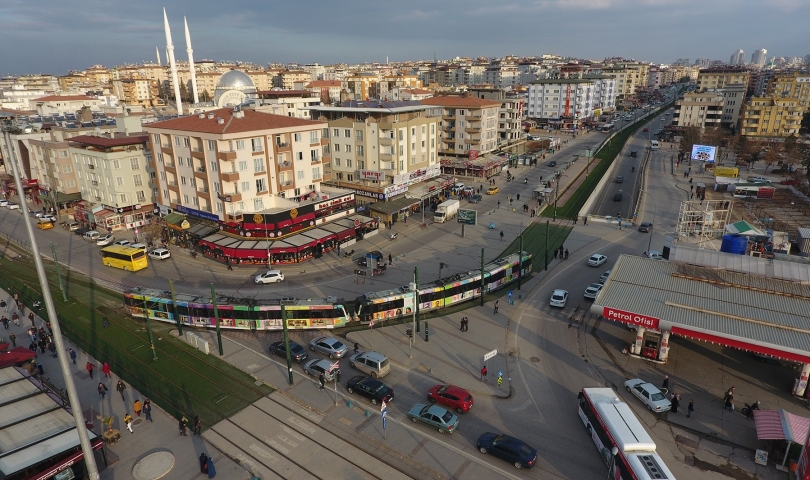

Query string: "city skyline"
[1, 0, 808, 75]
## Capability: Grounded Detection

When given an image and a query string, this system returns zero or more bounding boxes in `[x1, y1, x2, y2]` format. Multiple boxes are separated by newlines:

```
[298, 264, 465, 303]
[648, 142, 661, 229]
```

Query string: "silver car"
[302, 359, 341, 382]
[309, 336, 348, 359]
[583, 283, 603, 300]
[624, 378, 671, 412]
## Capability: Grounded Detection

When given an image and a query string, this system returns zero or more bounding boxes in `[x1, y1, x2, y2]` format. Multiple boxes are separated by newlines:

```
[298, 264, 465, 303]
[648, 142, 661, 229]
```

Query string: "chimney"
[217, 118, 224, 124]
[198, 113, 205, 119]
[207, 113, 214, 119]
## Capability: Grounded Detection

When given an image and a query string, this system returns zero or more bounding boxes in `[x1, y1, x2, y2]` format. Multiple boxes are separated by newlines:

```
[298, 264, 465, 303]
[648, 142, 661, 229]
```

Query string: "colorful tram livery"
[124, 287, 350, 331]
[355, 252, 532, 323]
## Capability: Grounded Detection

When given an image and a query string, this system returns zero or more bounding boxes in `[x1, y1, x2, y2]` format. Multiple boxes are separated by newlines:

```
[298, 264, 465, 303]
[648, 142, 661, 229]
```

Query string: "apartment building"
[377, 75, 421, 100]
[720, 84, 746, 130]
[483, 64, 520, 89]
[32, 95, 103, 115]
[305, 80, 342, 104]
[277, 71, 313, 90]
[252, 90, 321, 119]
[391, 87, 434, 101]
[467, 88, 525, 148]
[307, 100, 438, 197]
[27, 136, 81, 211]
[740, 96, 803, 138]
[112, 78, 160, 107]
[344, 73, 380, 100]
[420, 95, 501, 157]
[696, 68, 750, 92]
[766, 72, 810, 112]
[601, 68, 632, 98]
[672, 92, 725, 128]
[525, 76, 616, 122]
[144, 107, 329, 222]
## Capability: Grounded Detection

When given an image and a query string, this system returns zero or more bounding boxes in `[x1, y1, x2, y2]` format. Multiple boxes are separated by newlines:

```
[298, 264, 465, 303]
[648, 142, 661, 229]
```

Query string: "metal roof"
[593, 254, 810, 359]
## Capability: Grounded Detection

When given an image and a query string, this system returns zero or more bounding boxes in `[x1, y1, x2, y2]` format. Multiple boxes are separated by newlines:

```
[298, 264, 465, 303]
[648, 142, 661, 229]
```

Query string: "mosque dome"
[214, 69, 257, 107]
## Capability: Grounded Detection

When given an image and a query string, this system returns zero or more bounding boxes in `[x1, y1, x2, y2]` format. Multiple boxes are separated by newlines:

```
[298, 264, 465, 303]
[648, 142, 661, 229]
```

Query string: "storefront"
[367, 196, 421, 226]
[439, 155, 509, 180]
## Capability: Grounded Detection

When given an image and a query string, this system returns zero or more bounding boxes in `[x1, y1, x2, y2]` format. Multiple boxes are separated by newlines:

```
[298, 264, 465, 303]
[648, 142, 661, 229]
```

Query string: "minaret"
[163, 8, 183, 115]
[184, 16, 199, 104]
[156, 46, 161, 66]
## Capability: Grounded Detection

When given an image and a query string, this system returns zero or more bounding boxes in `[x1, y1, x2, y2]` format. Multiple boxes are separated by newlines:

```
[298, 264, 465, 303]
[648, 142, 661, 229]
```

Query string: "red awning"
[335, 228, 356, 241]
[754, 409, 810, 443]
[94, 209, 116, 219]
[0, 346, 37, 368]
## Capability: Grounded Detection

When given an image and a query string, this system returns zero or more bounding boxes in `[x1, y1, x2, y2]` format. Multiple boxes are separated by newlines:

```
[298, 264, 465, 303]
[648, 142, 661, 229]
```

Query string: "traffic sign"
[381, 399, 387, 412]
[483, 349, 498, 362]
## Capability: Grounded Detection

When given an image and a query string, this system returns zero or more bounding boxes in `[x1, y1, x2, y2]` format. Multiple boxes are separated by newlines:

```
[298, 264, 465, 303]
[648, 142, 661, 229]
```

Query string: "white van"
[650, 140, 659, 151]
[83, 230, 100, 242]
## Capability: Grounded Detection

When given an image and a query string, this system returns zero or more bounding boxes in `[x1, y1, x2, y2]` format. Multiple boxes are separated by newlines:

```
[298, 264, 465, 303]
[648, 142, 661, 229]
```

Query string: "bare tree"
[678, 126, 701, 155]
[762, 141, 783, 173]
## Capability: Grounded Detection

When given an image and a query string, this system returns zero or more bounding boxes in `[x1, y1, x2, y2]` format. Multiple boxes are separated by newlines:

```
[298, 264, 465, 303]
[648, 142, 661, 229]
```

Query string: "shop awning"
[367, 196, 420, 215]
[40, 192, 83, 205]
[754, 409, 810, 443]
[164, 213, 186, 226]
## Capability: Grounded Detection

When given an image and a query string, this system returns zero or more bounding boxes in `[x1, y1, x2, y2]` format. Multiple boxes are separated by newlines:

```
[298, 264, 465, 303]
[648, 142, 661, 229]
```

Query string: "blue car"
[407, 404, 459, 434]
[477, 432, 538, 469]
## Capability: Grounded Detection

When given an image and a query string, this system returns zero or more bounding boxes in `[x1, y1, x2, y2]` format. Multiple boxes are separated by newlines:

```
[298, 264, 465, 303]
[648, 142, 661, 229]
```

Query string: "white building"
[32, 95, 104, 115]
[751, 49, 768, 67]
[526, 76, 616, 121]
[252, 90, 321, 119]
[720, 83, 746, 130]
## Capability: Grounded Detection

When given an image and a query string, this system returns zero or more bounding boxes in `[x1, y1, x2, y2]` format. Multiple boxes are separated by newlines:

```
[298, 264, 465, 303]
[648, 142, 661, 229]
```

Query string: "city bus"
[100, 245, 148, 271]
[578, 387, 675, 479]
[650, 140, 659, 150]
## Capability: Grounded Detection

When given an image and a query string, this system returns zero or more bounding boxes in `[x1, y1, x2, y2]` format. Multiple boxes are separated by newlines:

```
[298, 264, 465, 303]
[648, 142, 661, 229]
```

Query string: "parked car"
[66, 221, 80, 231]
[96, 234, 115, 246]
[6, 202, 20, 210]
[147, 248, 171, 260]
[74, 227, 89, 236]
[638, 222, 653, 233]
[588, 254, 608, 267]
[583, 283, 603, 300]
[427, 385, 473, 414]
[407, 404, 459, 434]
[613, 192, 623, 202]
[643, 250, 664, 260]
[749, 176, 770, 183]
[780, 178, 798, 185]
[268, 340, 308, 362]
[129, 243, 148, 251]
[254, 270, 285, 284]
[547, 161, 557, 167]
[302, 358, 340, 382]
[477, 432, 538, 469]
[357, 250, 384, 267]
[346, 375, 394, 405]
[0, 199, 7, 207]
[469, 194, 483, 203]
[309, 336, 348, 359]
[349, 351, 391, 378]
[549, 289, 568, 308]
[624, 378, 671, 412]
[114, 240, 131, 247]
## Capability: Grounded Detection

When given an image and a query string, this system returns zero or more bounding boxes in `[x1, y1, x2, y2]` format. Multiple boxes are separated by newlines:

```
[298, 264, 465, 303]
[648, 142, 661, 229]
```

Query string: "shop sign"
[360, 170, 384, 181]
[102, 203, 142, 214]
[458, 209, 477, 225]
[602, 306, 659, 330]
[315, 194, 353, 211]
[393, 164, 441, 187]
[176, 205, 220, 222]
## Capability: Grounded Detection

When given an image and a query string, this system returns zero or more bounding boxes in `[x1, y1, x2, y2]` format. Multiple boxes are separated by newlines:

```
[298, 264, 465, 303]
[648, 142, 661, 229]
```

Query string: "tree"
[679, 126, 701, 155]
[200, 89, 212, 102]
[762, 141, 783, 173]
[783, 134, 800, 174]
[801, 111, 810, 134]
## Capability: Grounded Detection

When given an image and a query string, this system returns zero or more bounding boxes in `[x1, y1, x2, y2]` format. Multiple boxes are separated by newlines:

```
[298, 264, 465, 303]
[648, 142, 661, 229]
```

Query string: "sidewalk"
[0, 287, 249, 480]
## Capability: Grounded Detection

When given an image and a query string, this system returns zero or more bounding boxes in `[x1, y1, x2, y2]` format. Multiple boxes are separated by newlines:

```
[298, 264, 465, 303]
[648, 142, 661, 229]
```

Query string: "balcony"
[466, 114, 482, 120]
[190, 148, 205, 159]
[221, 170, 240, 182]
[168, 181, 178, 187]
[161, 144, 173, 155]
[225, 192, 242, 202]
[379, 136, 395, 145]
[277, 160, 293, 171]
[217, 150, 237, 161]
[279, 180, 294, 190]
[466, 126, 481, 133]
[275, 142, 291, 152]
[91, 180, 98, 186]
[442, 114, 456, 121]
[197, 186, 209, 194]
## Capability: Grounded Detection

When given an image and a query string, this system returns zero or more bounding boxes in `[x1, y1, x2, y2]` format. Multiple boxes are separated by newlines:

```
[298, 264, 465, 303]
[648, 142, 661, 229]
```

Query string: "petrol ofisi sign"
[602, 307, 660, 330]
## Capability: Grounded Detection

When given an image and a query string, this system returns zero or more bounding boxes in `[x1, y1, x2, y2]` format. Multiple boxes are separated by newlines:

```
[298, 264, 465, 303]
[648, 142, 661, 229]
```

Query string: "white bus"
[650, 140, 659, 151]
[578, 387, 675, 479]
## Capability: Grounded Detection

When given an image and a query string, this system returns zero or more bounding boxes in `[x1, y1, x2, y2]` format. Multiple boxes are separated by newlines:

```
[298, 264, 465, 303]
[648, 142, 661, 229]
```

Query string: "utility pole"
[168, 279, 182, 336]
[281, 305, 293, 385]
[50, 243, 68, 302]
[210, 283, 223, 355]
[517, 234, 523, 290]
[414, 265, 419, 335]
[479, 248, 485, 306]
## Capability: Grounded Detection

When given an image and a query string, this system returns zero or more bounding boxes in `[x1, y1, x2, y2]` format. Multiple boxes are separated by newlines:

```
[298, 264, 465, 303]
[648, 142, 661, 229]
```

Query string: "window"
[294, 133, 302, 142]
[116, 177, 124, 186]
[62, 165, 72, 173]
[344, 129, 351, 138]
[213, 182, 221, 193]
[346, 159, 353, 168]
[296, 152, 303, 161]
[355, 130, 364, 141]
[334, 158, 340, 166]
[160, 172, 166, 181]
[334, 144, 340, 152]
[357, 145, 364, 156]
[399, 160, 404, 170]
[398, 129, 404, 141]
[112, 160, 120, 169]
[236, 140, 246, 150]
[184, 194, 189, 203]
[357, 160, 364, 170]
[181, 177, 187, 186]
[312, 167, 321, 179]
[254, 158, 265, 172]
[311, 150, 319, 162]
[253, 198, 264, 211]
[323, 128, 329, 138]
[399, 145, 404, 156]
[298, 170, 305, 179]
[333, 128, 339, 137]
[310, 131, 319, 143]
[207, 140, 216, 151]
[256, 178, 266, 192]
[133, 175, 143, 187]
[183, 137, 190, 147]
[137, 191, 146, 202]
[178, 157, 184, 167]
[153, 134, 160, 144]
[175, 136, 181, 146]
[346, 145, 351, 153]
[241, 181, 250, 192]
[210, 161, 217, 172]
[251, 138, 263, 152]
[239, 160, 248, 171]
[157, 153, 163, 163]
[411, 127, 415, 136]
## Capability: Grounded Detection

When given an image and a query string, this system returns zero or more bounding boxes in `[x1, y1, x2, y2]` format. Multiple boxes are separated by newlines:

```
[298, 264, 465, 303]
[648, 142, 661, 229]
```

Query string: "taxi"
[486, 186, 499, 195]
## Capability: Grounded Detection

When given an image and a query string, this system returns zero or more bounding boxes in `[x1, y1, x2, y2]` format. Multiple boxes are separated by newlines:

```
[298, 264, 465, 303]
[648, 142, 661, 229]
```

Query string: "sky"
[1, 0, 808, 76]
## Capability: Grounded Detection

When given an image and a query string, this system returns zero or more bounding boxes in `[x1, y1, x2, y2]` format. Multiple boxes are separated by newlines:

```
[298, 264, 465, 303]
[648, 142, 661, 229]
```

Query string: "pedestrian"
[9, 332, 16, 347]
[102, 362, 111, 378]
[38, 338, 46, 354]
[671, 394, 680, 413]
[553, 248, 558, 259]
[11, 312, 19, 326]
[1, 316, 8, 329]
[124, 413, 133, 433]
[388, 253, 392, 266]
[199, 453, 210, 474]
[69, 349, 77, 365]
[687, 399, 695, 418]
[29, 341, 37, 356]
[134, 399, 142, 416]
[463, 317, 469, 332]
[226, 258, 233, 271]
[336, 244, 340, 256]
[28, 312, 34, 326]
[460, 318, 464, 331]
[564, 249, 569, 260]
[143, 399, 153, 422]
[494, 300, 499, 314]
[662, 375, 669, 392]
[48, 341, 57, 358]
[724, 392, 734, 411]
[318, 373, 325, 390]
[497, 200, 501, 209]
[98, 382, 108, 399]
[194, 415, 202, 435]
[0, 299, 6, 312]
[116, 380, 126, 400]
[481, 365, 488, 381]
[353, 342, 359, 355]
[573, 216, 577, 225]
[499, 231, 504, 241]
[179, 416, 188, 436]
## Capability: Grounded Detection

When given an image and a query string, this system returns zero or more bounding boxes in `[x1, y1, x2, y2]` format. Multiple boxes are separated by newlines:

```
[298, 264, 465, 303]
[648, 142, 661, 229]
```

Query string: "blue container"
[720, 234, 748, 255]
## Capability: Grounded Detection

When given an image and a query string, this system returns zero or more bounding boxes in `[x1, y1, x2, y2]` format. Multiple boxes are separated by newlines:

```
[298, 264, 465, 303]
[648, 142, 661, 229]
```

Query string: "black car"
[469, 194, 482, 203]
[269, 340, 308, 362]
[346, 375, 394, 405]
[638, 222, 653, 233]
[547, 160, 557, 167]
[613, 192, 623, 202]
[74, 227, 89, 236]
[357, 250, 384, 267]
[630, 150, 638, 158]
[477, 432, 538, 469]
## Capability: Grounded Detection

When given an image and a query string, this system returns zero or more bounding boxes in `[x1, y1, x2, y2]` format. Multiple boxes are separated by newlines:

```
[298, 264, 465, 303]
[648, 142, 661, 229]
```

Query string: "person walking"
[69, 349, 77, 365]
[102, 362, 111, 379]
[463, 317, 469, 332]
[353, 342, 359, 355]
[194, 415, 202, 435]
[98, 382, 108, 399]
[499, 231, 504, 241]
[671, 394, 680, 413]
[0, 299, 6, 312]
[28, 312, 34, 327]
[661, 375, 669, 392]
[9, 332, 16, 347]
[11, 312, 19, 326]
[226, 258, 233, 271]
[724, 392, 734, 411]
[48, 341, 57, 358]
[494, 300, 499, 314]
[460, 318, 465, 331]
[116, 380, 127, 401]
[564, 249, 569, 260]
[318, 373, 325, 390]
[553, 248, 558, 260]
[497, 200, 501, 209]
[143, 399, 153, 422]
[133, 399, 142, 417]
[687, 399, 695, 418]
[481, 365, 488, 382]
[179, 416, 188, 436]
[124, 413, 133, 433]
[388, 253, 392, 266]
[2, 316, 9, 329]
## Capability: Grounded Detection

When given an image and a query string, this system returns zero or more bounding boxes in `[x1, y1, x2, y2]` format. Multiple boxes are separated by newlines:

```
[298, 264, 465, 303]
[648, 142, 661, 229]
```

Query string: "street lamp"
[585, 148, 592, 175]
[640, 189, 658, 254]
[553, 174, 567, 221]
[607, 446, 619, 480]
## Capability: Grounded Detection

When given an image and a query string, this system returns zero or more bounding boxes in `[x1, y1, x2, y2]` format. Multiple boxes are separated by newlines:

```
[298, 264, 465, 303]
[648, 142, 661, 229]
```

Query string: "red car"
[427, 385, 473, 414]
[780, 178, 797, 185]
[642, 127, 648, 132]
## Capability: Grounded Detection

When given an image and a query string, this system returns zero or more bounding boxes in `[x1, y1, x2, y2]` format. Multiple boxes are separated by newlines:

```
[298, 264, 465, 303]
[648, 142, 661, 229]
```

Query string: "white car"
[130, 243, 148, 251]
[254, 270, 284, 284]
[587, 254, 607, 267]
[750, 176, 769, 184]
[643, 250, 664, 261]
[549, 289, 568, 308]
[583, 283, 603, 300]
[6, 202, 20, 210]
[114, 240, 131, 247]
[96, 234, 115, 246]
[599, 270, 612, 283]
[148, 248, 171, 260]
[0, 199, 7, 207]
[624, 378, 672, 413]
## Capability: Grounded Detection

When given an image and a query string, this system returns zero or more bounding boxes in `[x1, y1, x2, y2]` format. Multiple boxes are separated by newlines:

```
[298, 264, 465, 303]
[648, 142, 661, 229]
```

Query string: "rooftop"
[34, 95, 97, 102]
[68, 134, 148, 148]
[146, 108, 325, 135]
[419, 96, 501, 108]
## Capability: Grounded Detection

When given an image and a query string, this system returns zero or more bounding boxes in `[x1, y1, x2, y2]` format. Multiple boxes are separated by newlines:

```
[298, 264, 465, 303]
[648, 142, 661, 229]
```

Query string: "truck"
[433, 199, 460, 224]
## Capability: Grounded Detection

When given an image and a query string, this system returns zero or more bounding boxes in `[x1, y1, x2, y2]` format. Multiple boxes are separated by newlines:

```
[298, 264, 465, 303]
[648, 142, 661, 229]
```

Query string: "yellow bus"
[100, 245, 148, 271]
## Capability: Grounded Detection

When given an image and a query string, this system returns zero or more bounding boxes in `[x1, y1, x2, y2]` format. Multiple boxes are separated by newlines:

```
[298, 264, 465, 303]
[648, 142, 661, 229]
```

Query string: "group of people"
[459, 317, 469, 332]
[661, 375, 696, 417]
[553, 246, 569, 260]
[27, 325, 57, 357]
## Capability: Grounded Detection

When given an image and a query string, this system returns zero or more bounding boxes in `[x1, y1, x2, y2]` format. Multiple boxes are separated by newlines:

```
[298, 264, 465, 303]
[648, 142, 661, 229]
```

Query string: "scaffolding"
[675, 199, 734, 249]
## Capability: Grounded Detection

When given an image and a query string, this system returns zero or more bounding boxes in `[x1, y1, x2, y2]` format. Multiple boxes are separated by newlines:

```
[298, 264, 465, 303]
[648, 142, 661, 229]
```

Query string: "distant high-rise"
[730, 49, 745, 65]
[751, 49, 767, 66]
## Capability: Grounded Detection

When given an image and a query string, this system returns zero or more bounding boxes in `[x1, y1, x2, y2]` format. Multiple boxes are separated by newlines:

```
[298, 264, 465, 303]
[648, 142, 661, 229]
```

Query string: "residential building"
[277, 70, 313, 90]
[307, 100, 439, 197]
[32, 95, 104, 115]
[144, 107, 329, 222]
[300, 63, 326, 81]
[252, 90, 321, 119]
[765, 72, 810, 113]
[525, 76, 616, 123]
[730, 50, 745, 65]
[377, 75, 421, 100]
[468, 88, 525, 149]
[740, 96, 803, 138]
[672, 92, 724, 128]
[602, 63, 647, 98]
[28, 136, 81, 212]
[390, 87, 433, 101]
[305, 80, 342, 104]
[696, 68, 750, 92]
[0, 85, 47, 110]
[344, 73, 380, 100]
[112, 78, 160, 108]
[420, 95, 501, 157]
[751, 49, 768, 67]
[483, 64, 520, 89]
[719, 83, 746, 130]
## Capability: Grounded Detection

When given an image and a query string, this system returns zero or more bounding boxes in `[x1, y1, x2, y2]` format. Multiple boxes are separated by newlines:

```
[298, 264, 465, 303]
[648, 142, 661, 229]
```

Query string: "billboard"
[458, 209, 477, 225]
[691, 144, 717, 163]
